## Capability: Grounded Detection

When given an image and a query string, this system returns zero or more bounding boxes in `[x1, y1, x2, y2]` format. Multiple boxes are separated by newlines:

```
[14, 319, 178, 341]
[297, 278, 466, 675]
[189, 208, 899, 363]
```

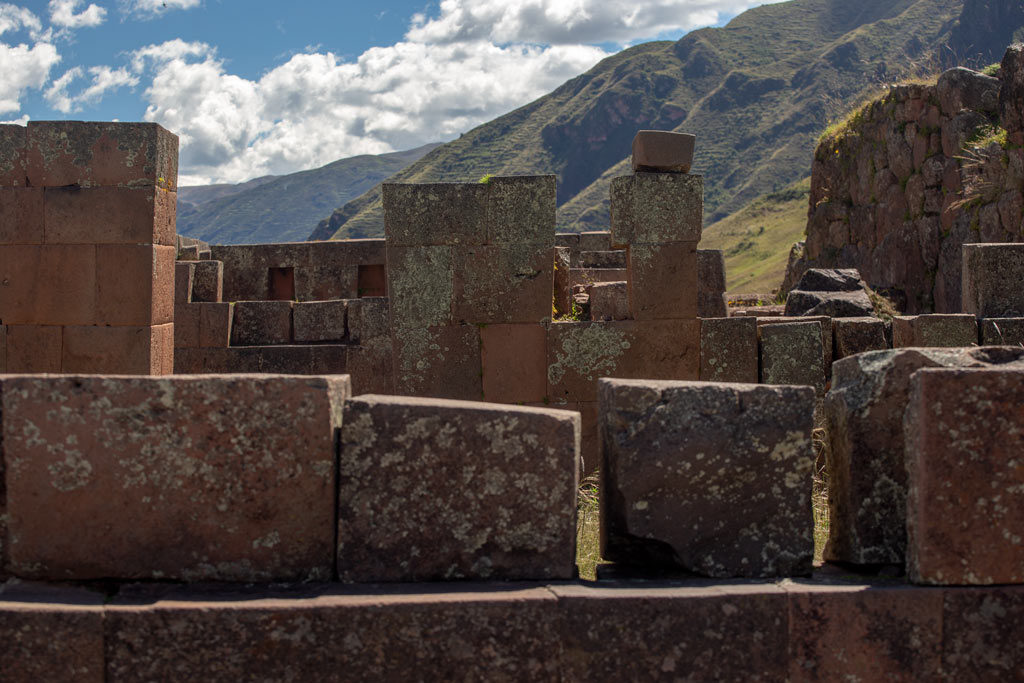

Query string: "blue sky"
[2, 0, 782, 184]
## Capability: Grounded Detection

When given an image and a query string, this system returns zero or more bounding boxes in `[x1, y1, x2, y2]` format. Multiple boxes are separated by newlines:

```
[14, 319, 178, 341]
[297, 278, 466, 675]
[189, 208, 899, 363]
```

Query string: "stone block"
[43, 186, 176, 246]
[942, 587, 1024, 679]
[345, 341, 394, 395]
[383, 182, 489, 246]
[174, 302, 200, 348]
[177, 244, 199, 261]
[2, 374, 349, 581]
[568, 267, 629, 291]
[576, 400, 599, 475]
[347, 297, 389, 344]
[25, 121, 177, 190]
[393, 324, 482, 400]
[293, 300, 347, 343]
[626, 241, 698, 320]
[547, 319, 700, 402]
[190, 259, 223, 303]
[555, 232, 579, 249]
[481, 323, 547, 403]
[588, 281, 629, 321]
[0, 187, 43, 244]
[554, 583, 788, 680]
[96, 244, 175, 326]
[578, 231, 611, 252]
[553, 246, 572, 317]
[905, 368, 1024, 585]
[198, 302, 232, 348]
[785, 289, 874, 317]
[579, 250, 626, 269]
[757, 315, 832, 369]
[892, 314, 977, 347]
[175, 261, 195, 304]
[452, 243, 552, 324]
[0, 123, 27, 186]
[609, 173, 702, 245]
[337, 395, 579, 582]
[486, 175, 556, 244]
[833, 316, 888, 360]
[386, 245, 453, 328]
[962, 243, 1024, 317]
[62, 323, 174, 374]
[599, 379, 815, 577]
[700, 316, 758, 383]
[786, 583, 943, 681]
[0, 244, 96, 325]
[759, 321, 825, 393]
[357, 262, 387, 297]
[230, 300, 293, 346]
[4, 325, 62, 372]
[103, 587, 559, 681]
[980, 317, 1024, 346]
[697, 249, 728, 318]
[294, 264, 358, 301]
[173, 346, 203, 373]
[824, 347, 1024, 565]
[307, 345, 348, 375]
[630, 130, 695, 172]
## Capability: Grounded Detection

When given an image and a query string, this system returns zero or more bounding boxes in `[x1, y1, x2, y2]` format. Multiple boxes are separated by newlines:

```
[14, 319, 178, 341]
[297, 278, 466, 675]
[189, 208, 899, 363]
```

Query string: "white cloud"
[0, 41, 60, 115]
[45, 64, 137, 112]
[49, 0, 106, 29]
[0, 3, 43, 37]
[121, 0, 200, 18]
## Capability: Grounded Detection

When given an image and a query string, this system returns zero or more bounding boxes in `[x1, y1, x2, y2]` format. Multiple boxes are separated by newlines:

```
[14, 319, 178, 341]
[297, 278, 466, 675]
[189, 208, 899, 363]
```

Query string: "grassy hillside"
[316, 0, 964, 240]
[179, 143, 439, 245]
[700, 177, 810, 295]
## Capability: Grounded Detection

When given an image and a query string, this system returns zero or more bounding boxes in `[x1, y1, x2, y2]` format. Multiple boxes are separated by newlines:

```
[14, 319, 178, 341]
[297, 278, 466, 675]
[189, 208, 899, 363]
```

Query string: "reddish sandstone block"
[588, 281, 629, 321]
[833, 316, 888, 359]
[345, 340, 394, 394]
[553, 246, 572, 316]
[293, 300, 348, 342]
[610, 172, 703, 245]
[294, 264, 358, 301]
[175, 261, 195, 304]
[0, 124, 28, 186]
[700, 316, 758, 383]
[103, 587, 559, 681]
[26, 121, 178, 190]
[786, 583, 943, 681]
[600, 379, 815, 577]
[96, 244, 175, 326]
[0, 244, 96, 325]
[173, 346, 203, 373]
[905, 368, 1024, 585]
[190, 259, 222, 303]
[555, 583, 788, 680]
[174, 303, 200, 348]
[942, 586, 1024, 679]
[230, 301, 293, 346]
[0, 187, 43, 244]
[198, 302, 232, 348]
[626, 241, 698, 319]
[892, 314, 977, 347]
[347, 297, 389, 344]
[631, 130, 695, 172]
[307, 345, 348, 375]
[481, 323, 547, 403]
[2, 374, 349, 581]
[452, 243, 553, 324]
[393, 324, 482, 400]
[4, 325, 62, 372]
[178, 244, 199, 261]
[338, 395, 579, 582]
[43, 186, 176, 246]
[62, 323, 174, 374]
[962, 242, 1024, 317]
[357, 262, 387, 296]
[697, 249, 728, 318]
[981, 318, 1024, 346]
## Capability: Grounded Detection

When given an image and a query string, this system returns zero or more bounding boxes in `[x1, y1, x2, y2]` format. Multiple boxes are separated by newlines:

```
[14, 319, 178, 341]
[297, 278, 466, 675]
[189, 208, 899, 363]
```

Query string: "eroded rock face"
[784, 268, 875, 317]
[599, 378, 815, 578]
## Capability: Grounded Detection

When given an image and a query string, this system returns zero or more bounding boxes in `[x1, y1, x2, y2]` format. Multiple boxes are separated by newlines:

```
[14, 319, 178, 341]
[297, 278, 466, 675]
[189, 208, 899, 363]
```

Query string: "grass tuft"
[575, 472, 601, 580]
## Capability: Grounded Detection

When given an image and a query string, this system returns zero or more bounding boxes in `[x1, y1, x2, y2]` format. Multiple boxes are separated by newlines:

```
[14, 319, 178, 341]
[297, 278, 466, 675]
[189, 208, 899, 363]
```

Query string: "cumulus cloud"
[45, 64, 137, 112]
[49, 0, 106, 29]
[121, 0, 200, 18]
[0, 2, 43, 37]
[0, 25, 60, 114]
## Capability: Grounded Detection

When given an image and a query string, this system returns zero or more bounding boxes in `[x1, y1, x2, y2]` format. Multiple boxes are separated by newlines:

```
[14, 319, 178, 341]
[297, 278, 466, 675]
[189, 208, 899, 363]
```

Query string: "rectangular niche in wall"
[268, 267, 295, 301]
[358, 264, 387, 297]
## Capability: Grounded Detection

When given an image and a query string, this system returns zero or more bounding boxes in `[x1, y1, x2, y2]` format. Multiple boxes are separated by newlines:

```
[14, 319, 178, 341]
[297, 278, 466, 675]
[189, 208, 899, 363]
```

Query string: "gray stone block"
[230, 300, 293, 345]
[962, 243, 1024, 317]
[981, 318, 1024, 346]
[293, 300, 347, 343]
[610, 173, 702, 245]
[833, 316, 888, 360]
[892, 314, 977, 347]
[700, 316, 758, 383]
[759, 321, 825, 392]
[190, 260, 222, 303]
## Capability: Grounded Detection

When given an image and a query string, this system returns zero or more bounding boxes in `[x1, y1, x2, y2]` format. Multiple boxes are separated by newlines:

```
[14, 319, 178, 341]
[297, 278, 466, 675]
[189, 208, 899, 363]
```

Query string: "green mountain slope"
[315, 0, 964, 240]
[179, 143, 440, 245]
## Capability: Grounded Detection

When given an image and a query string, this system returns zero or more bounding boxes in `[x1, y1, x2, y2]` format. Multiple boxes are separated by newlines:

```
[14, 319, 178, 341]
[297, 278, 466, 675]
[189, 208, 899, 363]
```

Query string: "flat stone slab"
[230, 300, 293, 346]
[785, 289, 874, 317]
[589, 281, 629, 321]
[630, 130, 696, 173]
[2, 374, 350, 581]
[980, 317, 1024, 346]
[293, 300, 347, 343]
[337, 395, 579, 582]
[833, 316, 888, 359]
[905, 368, 1024, 585]
[700, 316, 758, 383]
[610, 172, 703, 245]
[892, 314, 977, 347]
[697, 249, 728, 318]
[962, 242, 1024, 317]
[599, 379, 815, 578]
[759, 321, 826, 392]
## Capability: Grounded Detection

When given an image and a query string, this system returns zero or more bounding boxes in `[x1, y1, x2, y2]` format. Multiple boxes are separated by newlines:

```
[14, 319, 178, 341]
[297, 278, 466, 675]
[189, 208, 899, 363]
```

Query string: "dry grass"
[575, 472, 601, 580]
[811, 424, 831, 565]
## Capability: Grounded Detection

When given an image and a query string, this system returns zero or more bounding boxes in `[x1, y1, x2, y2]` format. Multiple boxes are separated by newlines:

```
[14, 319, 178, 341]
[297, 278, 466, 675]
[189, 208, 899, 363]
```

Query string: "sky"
[1, 0, 784, 185]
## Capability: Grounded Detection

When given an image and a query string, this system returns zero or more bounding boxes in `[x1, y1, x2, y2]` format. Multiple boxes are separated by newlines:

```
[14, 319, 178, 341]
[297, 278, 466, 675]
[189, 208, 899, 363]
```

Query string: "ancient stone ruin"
[2, 116, 1024, 680]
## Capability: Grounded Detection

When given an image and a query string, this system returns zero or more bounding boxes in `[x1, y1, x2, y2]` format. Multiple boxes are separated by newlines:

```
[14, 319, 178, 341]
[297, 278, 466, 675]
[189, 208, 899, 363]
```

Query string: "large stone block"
[759, 321, 825, 393]
[392, 324, 482, 400]
[382, 182, 489, 246]
[892, 314, 977, 347]
[294, 263, 357, 301]
[230, 300, 293, 346]
[452, 243, 552, 324]
[942, 586, 1024, 679]
[905, 368, 1024, 585]
[578, 231, 611, 252]
[0, 187, 43, 244]
[626, 241, 698, 320]
[757, 315, 832, 369]
[0, 244, 96, 325]
[174, 261, 194, 304]
[26, 121, 178, 190]
[43, 186, 176, 246]
[599, 379, 815, 577]
[547, 319, 700, 403]
[104, 586, 560, 681]
[824, 347, 1024, 565]
[62, 323, 174, 375]
[609, 173, 703, 245]
[0, 123, 27, 186]
[386, 245, 453, 328]
[588, 281, 629, 321]
[700, 316, 758, 383]
[833, 316, 888, 360]
[293, 300, 347, 343]
[579, 250, 626, 269]
[198, 301, 232, 348]
[568, 267, 629, 291]
[962, 243, 1024, 317]
[555, 583, 788, 680]
[345, 340, 394, 395]
[630, 130, 695, 172]
[190, 259, 223, 303]
[980, 317, 1024, 346]
[338, 395, 579, 582]
[486, 175, 556, 244]
[697, 249, 728, 318]
[4, 324, 62, 372]
[96, 244, 175, 326]
[346, 296, 389, 344]
[553, 246, 572, 316]
[481, 323, 547, 403]
[173, 302, 200, 348]
[2, 374, 349, 581]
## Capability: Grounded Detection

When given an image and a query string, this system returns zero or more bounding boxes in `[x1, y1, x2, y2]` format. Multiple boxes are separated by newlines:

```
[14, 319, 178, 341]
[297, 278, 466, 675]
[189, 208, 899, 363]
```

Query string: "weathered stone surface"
[785, 289, 874, 317]
[2, 374, 350, 581]
[230, 300, 293, 345]
[786, 583, 943, 681]
[393, 324, 481, 400]
[62, 323, 174, 375]
[481, 324, 547, 403]
[294, 264, 358, 301]
[943, 586, 1024, 679]
[555, 583, 788, 680]
[346, 296, 389, 344]
[452, 243, 552, 324]
[700, 316, 758, 383]
[793, 268, 866, 293]
[0, 124, 27, 186]
[95, 244, 175, 326]
[43, 186, 176, 247]
[578, 231, 611, 252]
[905, 367, 1024, 585]
[553, 246, 572, 316]
[0, 323, 5, 374]
[4, 324, 62, 372]
[824, 347, 1024, 565]
[759, 321, 825, 393]
[892, 314, 977, 347]
[936, 67, 1000, 116]
[980, 317, 1024, 346]
[600, 379, 815, 577]
[962, 243, 1024, 317]
[610, 173, 702, 245]
[293, 300, 347, 342]
[626, 241, 698, 319]
[0, 244, 97, 326]
[338, 395, 579, 581]
[757, 315, 832, 369]
[630, 130, 696, 172]
[175, 261, 194, 304]
[486, 175, 556, 244]
[198, 301, 232, 347]
[568, 267, 629, 292]
[588, 281, 629, 321]
[0, 187, 43, 243]
[386, 245, 453, 328]
[174, 302, 200, 348]
[833, 316, 888, 360]
[190, 259, 223, 303]
[696, 249, 728, 318]
[579, 250, 626, 269]
[345, 340, 393, 395]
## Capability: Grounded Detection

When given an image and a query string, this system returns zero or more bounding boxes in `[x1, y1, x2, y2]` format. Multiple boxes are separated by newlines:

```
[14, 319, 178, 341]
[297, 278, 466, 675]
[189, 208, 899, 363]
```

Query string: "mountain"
[178, 143, 440, 245]
[314, 0, 967, 241]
